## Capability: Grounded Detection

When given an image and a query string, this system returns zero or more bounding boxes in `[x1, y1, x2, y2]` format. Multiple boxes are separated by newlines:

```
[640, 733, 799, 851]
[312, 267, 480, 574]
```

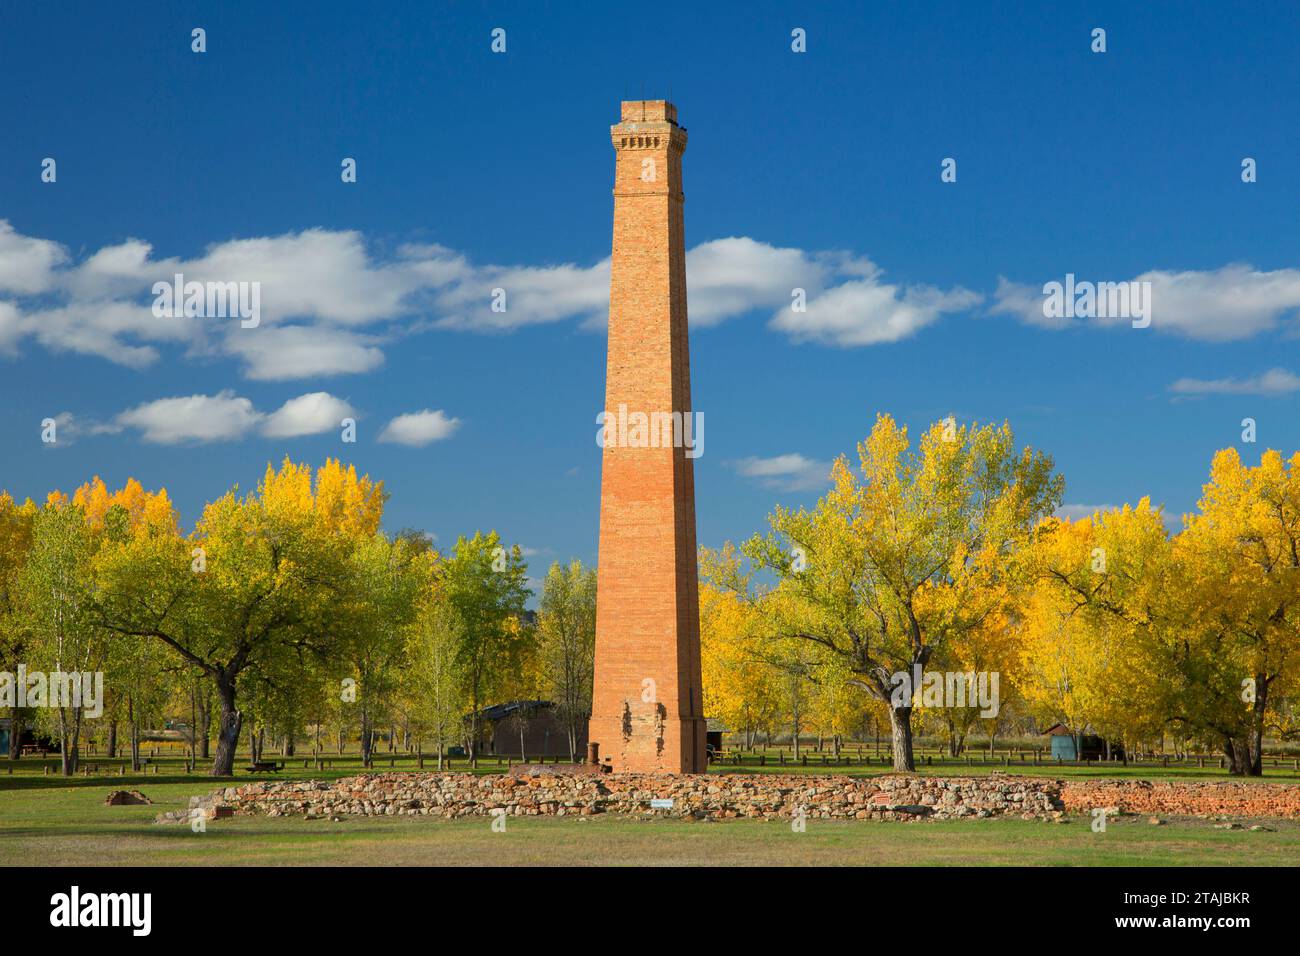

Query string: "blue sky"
[2, 1, 1298, 587]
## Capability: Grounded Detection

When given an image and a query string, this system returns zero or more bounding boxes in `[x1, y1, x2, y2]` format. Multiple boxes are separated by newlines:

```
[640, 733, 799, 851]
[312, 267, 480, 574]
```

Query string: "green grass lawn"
[1, 766, 1298, 866]
[6, 747, 1298, 783]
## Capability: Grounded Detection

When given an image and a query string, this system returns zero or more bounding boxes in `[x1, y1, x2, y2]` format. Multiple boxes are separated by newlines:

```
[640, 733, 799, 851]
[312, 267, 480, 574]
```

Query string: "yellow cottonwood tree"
[701, 587, 782, 749]
[740, 415, 1061, 770]
[1170, 448, 1300, 773]
[1021, 503, 1168, 752]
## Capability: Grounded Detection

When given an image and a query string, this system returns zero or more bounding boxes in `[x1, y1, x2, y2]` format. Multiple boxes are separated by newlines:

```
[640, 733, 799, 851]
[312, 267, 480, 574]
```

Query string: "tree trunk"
[6, 707, 19, 761]
[58, 708, 76, 776]
[469, 700, 480, 768]
[1247, 675, 1267, 777]
[360, 707, 373, 768]
[211, 673, 242, 776]
[1223, 736, 1251, 776]
[198, 694, 211, 759]
[107, 720, 117, 759]
[888, 705, 916, 772]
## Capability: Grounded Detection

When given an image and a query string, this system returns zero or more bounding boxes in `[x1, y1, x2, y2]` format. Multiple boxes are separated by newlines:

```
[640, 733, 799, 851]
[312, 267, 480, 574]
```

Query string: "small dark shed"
[475, 700, 587, 759]
[705, 718, 728, 759]
[1042, 723, 1122, 760]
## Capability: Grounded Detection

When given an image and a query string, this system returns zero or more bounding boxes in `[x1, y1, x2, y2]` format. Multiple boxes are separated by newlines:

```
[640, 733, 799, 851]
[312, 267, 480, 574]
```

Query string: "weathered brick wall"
[1061, 779, 1300, 818]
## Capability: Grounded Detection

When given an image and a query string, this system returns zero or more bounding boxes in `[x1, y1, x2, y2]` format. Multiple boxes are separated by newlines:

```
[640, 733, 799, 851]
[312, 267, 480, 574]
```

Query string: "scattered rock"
[154, 795, 234, 825]
[103, 789, 151, 806]
[157, 771, 1065, 824]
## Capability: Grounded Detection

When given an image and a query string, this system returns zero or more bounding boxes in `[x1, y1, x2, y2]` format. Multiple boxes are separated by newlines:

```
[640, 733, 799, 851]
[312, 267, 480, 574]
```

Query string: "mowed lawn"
[2, 771, 1299, 866]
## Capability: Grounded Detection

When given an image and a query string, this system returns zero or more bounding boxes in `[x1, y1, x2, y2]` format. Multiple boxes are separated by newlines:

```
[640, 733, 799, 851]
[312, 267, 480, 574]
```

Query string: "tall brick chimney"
[588, 100, 707, 774]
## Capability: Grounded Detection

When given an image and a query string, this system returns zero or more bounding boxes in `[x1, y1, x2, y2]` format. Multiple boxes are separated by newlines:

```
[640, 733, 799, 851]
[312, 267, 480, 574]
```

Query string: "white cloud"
[0, 301, 24, 353]
[1168, 367, 1300, 396]
[685, 237, 837, 327]
[114, 390, 264, 445]
[377, 409, 461, 446]
[262, 392, 356, 438]
[730, 453, 833, 492]
[433, 259, 610, 332]
[23, 299, 197, 367]
[991, 265, 1300, 341]
[225, 325, 385, 381]
[988, 276, 1064, 330]
[0, 221, 66, 295]
[110, 389, 355, 444]
[772, 274, 981, 347]
[0, 220, 983, 379]
[39, 412, 81, 449]
[1054, 504, 1119, 522]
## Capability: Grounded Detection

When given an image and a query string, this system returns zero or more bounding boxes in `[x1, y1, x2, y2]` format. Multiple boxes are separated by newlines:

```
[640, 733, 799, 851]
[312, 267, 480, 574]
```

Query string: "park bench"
[245, 761, 285, 773]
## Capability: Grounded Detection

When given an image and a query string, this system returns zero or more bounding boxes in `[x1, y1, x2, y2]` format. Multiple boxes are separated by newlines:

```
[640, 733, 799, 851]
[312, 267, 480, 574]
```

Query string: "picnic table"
[245, 761, 285, 773]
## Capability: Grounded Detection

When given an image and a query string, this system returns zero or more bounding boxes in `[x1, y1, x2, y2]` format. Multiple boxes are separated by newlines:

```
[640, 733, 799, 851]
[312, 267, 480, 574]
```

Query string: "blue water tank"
[1051, 735, 1077, 760]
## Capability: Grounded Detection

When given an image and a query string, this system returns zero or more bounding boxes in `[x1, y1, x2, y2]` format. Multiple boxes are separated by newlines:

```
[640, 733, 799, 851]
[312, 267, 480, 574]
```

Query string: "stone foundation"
[156, 772, 1300, 825]
[161, 772, 1063, 823]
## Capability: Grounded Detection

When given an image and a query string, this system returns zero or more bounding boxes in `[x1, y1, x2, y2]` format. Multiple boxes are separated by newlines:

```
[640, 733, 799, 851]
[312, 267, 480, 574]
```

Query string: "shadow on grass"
[0, 774, 240, 792]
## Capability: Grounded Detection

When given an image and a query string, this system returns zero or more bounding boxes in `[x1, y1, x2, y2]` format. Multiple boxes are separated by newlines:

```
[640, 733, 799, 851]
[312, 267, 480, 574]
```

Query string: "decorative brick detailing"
[589, 99, 705, 774]
[1061, 779, 1300, 818]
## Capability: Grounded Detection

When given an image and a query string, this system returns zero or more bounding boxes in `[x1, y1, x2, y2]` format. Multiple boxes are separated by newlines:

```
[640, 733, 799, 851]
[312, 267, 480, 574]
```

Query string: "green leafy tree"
[18, 503, 103, 775]
[442, 532, 530, 765]
[536, 559, 597, 761]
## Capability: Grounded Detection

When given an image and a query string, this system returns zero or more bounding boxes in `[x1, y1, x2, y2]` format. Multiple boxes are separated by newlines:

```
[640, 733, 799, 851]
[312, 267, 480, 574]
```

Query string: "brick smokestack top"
[588, 100, 706, 774]
[619, 99, 678, 123]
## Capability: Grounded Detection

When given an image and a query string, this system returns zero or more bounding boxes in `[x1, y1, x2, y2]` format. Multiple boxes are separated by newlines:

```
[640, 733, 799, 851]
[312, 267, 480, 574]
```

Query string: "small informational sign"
[650, 798, 674, 809]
